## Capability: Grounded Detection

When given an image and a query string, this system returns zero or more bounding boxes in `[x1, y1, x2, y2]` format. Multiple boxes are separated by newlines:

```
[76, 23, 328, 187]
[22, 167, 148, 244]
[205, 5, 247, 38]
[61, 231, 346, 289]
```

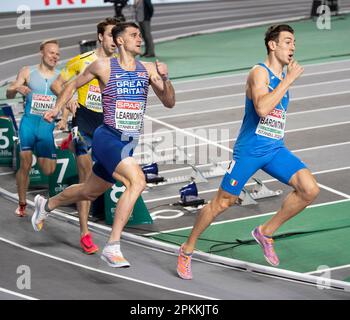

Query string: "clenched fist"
[286, 59, 304, 85]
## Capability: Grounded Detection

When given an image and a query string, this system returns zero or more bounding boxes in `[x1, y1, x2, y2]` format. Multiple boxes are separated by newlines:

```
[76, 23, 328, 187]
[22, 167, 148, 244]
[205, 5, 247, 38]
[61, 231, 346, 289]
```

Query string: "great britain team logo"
[137, 72, 147, 78]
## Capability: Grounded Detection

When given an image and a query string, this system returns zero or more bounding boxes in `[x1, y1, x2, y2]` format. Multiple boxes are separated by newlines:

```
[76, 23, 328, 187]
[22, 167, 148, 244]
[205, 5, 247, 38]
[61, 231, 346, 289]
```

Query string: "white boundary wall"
[1, 0, 211, 13]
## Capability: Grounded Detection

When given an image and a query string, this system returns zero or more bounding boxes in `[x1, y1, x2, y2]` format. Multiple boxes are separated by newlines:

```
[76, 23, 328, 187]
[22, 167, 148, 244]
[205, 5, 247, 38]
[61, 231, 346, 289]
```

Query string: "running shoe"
[80, 233, 99, 254]
[31, 195, 49, 232]
[101, 243, 130, 268]
[15, 203, 27, 217]
[251, 226, 280, 266]
[177, 244, 193, 280]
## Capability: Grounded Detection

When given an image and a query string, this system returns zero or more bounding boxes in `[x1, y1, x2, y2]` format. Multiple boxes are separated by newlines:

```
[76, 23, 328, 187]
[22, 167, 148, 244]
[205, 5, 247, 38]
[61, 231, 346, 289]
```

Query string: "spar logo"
[269, 108, 283, 118]
[117, 100, 142, 110]
[32, 94, 53, 102]
[88, 85, 101, 93]
[44, 0, 87, 5]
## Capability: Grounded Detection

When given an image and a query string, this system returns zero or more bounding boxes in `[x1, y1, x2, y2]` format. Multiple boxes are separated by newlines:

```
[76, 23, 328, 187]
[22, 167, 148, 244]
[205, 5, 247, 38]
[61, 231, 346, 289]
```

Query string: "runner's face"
[274, 31, 295, 65]
[122, 27, 143, 55]
[100, 24, 117, 55]
[41, 43, 60, 68]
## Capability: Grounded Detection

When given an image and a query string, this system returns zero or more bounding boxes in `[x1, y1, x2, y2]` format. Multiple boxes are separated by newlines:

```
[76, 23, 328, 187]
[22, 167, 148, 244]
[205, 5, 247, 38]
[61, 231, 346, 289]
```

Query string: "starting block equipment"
[237, 178, 283, 206]
[178, 181, 205, 207]
[140, 139, 227, 187]
[141, 162, 165, 184]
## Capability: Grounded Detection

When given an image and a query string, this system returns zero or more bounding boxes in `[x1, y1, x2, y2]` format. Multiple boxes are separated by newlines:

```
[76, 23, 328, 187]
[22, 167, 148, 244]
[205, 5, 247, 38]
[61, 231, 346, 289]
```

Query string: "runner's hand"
[155, 60, 169, 81]
[16, 85, 31, 96]
[56, 118, 67, 131]
[286, 59, 304, 85]
[66, 99, 79, 117]
[44, 108, 59, 123]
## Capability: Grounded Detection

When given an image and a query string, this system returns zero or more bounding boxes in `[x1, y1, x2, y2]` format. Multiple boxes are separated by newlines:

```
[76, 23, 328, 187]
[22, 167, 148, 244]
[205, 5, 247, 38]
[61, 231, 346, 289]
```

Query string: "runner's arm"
[50, 74, 67, 96]
[44, 62, 98, 122]
[147, 61, 175, 108]
[250, 66, 291, 117]
[6, 67, 31, 99]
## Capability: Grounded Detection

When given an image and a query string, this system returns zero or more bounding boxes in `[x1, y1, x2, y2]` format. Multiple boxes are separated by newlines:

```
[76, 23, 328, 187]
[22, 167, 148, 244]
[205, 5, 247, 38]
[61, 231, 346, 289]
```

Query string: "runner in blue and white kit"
[6, 40, 60, 217]
[177, 25, 320, 280]
[31, 23, 175, 268]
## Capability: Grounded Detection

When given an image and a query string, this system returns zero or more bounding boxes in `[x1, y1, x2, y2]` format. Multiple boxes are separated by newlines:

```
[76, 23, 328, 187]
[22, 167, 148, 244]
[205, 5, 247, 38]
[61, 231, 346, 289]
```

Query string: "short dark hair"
[264, 24, 294, 54]
[112, 22, 140, 43]
[97, 17, 120, 43]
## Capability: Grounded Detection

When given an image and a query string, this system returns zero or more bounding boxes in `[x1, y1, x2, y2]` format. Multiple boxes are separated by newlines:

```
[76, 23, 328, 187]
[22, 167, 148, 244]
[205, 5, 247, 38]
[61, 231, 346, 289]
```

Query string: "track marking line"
[0, 237, 218, 300]
[144, 166, 350, 204]
[307, 264, 350, 275]
[143, 198, 350, 236]
[0, 287, 38, 300]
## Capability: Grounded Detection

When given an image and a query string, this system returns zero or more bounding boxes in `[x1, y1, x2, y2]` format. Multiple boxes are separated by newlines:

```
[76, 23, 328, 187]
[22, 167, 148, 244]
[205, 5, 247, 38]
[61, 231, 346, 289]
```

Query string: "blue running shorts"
[19, 115, 56, 159]
[92, 124, 138, 183]
[221, 146, 306, 195]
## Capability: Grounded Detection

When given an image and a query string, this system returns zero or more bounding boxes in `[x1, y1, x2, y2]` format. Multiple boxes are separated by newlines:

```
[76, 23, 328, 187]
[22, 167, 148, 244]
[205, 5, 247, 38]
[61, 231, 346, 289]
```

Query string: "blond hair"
[40, 39, 59, 51]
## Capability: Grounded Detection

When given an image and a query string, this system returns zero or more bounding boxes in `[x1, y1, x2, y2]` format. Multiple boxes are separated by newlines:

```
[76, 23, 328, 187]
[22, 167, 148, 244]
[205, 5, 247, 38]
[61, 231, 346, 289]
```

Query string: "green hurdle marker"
[104, 180, 152, 226]
[49, 148, 78, 197]
[0, 117, 15, 167]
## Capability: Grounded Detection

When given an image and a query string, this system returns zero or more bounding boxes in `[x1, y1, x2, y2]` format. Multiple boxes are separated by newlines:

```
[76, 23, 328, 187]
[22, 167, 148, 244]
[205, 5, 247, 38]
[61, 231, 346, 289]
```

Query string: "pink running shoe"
[80, 233, 99, 254]
[252, 226, 280, 266]
[177, 244, 193, 280]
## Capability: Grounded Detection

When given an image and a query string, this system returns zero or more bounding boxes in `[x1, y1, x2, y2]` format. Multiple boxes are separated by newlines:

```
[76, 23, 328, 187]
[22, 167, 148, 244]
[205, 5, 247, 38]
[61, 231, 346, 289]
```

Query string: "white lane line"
[154, 105, 242, 120]
[143, 198, 350, 236]
[0, 171, 14, 176]
[0, 45, 78, 67]
[144, 115, 232, 152]
[172, 58, 350, 85]
[151, 67, 350, 96]
[147, 141, 350, 175]
[0, 237, 218, 300]
[0, 13, 322, 69]
[149, 80, 350, 109]
[142, 105, 350, 138]
[317, 183, 350, 199]
[161, 105, 350, 131]
[136, 124, 350, 158]
[144, 166, 350, 204]
[306, 264, 350, 275]
[0, 287, 38, 300]
[0, 8, 303, 46]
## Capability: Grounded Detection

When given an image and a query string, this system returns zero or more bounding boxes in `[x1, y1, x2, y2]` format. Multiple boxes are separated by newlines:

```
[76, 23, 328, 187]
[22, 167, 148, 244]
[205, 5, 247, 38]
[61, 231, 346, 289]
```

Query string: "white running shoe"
[31, 195, 49, 232]
[101, 243, 130, 268]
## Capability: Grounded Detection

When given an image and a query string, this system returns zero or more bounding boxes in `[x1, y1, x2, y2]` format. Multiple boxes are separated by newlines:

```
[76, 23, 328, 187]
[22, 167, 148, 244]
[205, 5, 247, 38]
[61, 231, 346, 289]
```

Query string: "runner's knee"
[213, 195, 236, 214]
[20, 160, 32, 172]
[301, 183, 319, 203]
[129, 173, 146, 194]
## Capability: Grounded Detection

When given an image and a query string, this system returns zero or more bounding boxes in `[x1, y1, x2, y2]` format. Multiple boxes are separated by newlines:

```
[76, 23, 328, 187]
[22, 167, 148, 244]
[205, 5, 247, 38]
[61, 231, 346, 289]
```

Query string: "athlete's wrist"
[161, 74, 169, 81]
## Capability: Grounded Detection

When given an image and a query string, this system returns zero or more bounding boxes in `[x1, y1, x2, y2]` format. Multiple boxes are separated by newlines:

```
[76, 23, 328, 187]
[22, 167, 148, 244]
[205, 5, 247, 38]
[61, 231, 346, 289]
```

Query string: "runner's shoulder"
[248, 64, 269, 83]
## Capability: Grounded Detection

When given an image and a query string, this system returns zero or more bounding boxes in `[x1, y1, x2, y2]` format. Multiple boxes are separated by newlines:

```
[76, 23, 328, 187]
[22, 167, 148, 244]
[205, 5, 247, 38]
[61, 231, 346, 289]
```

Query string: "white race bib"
[115, 100, 144, 132]
[30, 94, 56, 115]
[85, 84, 102, 112]
[255, 108, 286, 140]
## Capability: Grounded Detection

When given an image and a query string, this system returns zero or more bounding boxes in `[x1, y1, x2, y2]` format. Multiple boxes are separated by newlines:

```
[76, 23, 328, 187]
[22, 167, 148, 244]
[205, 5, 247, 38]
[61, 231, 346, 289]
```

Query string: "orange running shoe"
[177, 244, 193, 280]
[80, 233, 99, 254]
